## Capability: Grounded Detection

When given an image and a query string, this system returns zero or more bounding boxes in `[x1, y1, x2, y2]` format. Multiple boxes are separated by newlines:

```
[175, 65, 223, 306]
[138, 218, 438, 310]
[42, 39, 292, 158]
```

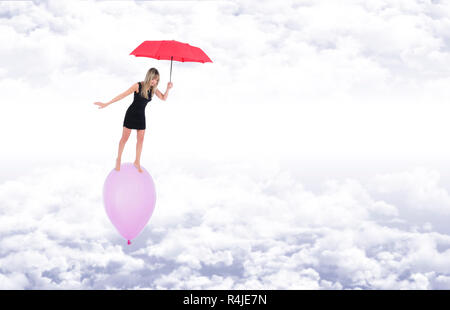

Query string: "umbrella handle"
[170, 56, 173, 83]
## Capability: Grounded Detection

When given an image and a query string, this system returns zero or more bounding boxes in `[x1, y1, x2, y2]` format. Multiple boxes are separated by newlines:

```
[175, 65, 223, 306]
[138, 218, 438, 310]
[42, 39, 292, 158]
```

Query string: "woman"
[93, 68, 173, 173]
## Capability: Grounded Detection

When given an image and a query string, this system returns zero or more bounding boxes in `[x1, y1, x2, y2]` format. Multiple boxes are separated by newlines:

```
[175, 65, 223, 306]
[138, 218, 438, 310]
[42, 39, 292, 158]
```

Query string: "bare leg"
[116, 126, 131, 171]
[134, 129, 145, 173]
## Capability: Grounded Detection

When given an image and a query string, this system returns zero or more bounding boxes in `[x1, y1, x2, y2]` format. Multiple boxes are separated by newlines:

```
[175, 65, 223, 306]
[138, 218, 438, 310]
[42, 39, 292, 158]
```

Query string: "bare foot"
[134, 161, 143, 173]
[115, 158, 121, 171]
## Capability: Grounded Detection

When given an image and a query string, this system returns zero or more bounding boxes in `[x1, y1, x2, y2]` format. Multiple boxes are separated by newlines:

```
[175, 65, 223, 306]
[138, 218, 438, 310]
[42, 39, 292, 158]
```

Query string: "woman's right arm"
[93, 83, 138, 109]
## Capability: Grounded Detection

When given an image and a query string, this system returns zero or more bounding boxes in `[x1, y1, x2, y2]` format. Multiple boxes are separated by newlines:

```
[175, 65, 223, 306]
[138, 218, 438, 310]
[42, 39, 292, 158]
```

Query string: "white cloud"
[3, 0, 450, 167]
[0, 160, 450, 289]
[370, 167, 450, 213]
[2, 0, 450, 290]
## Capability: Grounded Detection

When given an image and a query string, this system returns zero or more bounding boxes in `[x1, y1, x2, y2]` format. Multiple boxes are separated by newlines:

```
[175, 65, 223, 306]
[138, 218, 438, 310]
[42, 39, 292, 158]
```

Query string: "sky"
[2, 0, 450, 289]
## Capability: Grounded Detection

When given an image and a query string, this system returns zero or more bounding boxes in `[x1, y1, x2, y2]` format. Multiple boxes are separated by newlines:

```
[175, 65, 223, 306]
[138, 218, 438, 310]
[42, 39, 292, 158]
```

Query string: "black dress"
[123, 82, 152, 130]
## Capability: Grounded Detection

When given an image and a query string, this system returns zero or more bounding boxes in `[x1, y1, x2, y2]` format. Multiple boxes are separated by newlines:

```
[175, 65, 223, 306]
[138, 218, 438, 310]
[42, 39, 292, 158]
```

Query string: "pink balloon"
[103, 163, 156, 245]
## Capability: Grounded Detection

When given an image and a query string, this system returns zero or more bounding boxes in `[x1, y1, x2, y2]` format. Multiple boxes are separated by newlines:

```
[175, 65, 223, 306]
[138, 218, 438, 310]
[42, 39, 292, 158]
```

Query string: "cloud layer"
[3, 0, 450, 168]
[1, 160, 450, 289]
[2, 0, 450, 290]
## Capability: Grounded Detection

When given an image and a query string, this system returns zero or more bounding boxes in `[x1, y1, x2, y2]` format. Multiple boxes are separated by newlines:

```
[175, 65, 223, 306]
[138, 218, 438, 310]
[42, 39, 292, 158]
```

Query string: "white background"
[2, 0, 450, 289]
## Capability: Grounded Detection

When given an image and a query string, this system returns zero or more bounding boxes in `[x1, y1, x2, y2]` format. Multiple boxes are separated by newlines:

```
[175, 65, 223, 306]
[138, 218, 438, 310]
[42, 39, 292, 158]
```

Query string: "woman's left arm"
[156, 82, 173, 101]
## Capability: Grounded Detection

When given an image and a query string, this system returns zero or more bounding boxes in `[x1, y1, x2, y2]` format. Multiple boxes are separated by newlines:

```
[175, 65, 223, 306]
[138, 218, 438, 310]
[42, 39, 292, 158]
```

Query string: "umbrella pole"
[170, 56, 173, 83]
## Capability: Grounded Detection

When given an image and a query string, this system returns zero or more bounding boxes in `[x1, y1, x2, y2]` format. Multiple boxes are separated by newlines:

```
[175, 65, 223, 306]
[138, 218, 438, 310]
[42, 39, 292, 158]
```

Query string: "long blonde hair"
[140, 68, 160, 99]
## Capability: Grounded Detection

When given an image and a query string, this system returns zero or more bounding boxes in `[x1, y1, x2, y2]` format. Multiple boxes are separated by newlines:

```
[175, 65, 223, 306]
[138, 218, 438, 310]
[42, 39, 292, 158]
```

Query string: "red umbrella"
[130, 40, 213, 82]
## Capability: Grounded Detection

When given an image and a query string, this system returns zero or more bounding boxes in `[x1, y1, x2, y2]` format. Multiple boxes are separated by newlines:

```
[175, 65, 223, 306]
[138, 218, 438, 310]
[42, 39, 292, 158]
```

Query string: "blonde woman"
[94, 68, 173, 173]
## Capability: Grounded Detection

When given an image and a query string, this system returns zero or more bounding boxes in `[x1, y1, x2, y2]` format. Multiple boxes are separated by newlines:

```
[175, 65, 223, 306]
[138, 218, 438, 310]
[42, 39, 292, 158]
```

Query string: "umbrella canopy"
[130, 40, 212, 81]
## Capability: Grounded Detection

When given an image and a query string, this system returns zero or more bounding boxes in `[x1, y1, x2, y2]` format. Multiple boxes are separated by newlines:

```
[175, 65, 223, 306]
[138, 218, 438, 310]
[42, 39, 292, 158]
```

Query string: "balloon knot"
[128, 240, 131, 245]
